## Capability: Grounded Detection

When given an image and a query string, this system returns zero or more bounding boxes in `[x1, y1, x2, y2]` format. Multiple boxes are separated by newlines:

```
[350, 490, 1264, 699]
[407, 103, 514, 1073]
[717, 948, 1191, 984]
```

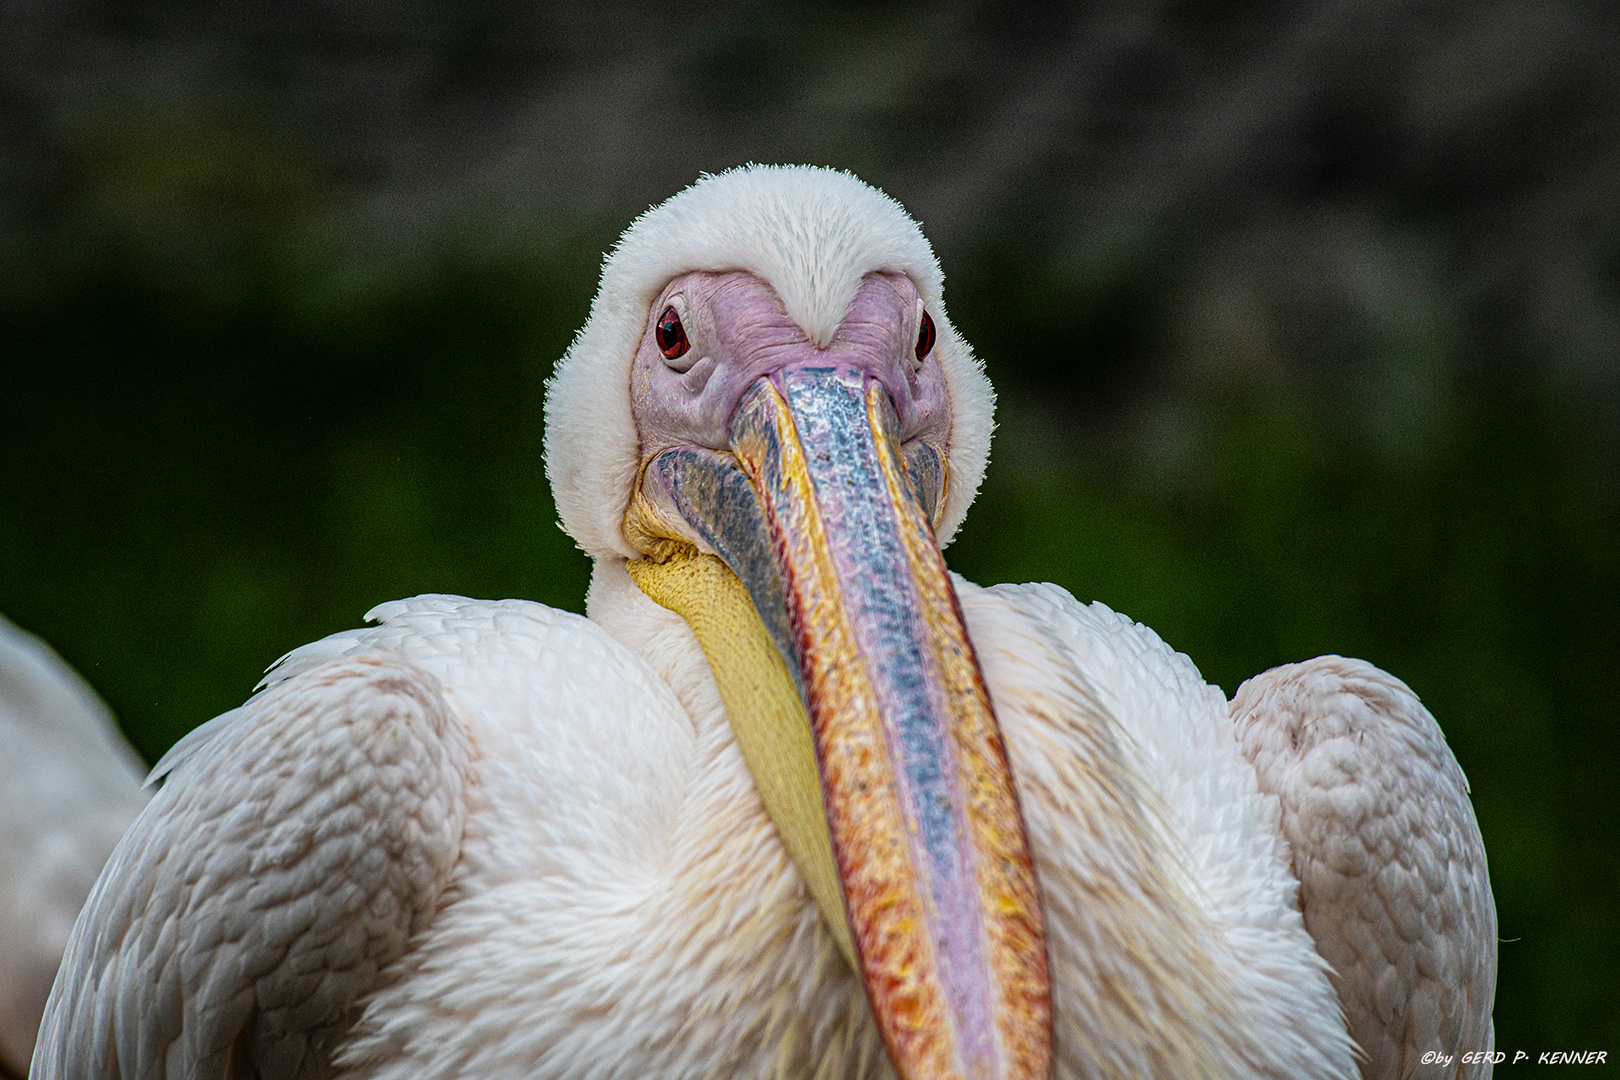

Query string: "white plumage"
[35, 165, 1495, 1080]
[0, 615, 148, 1075]
[1233, 658, 1497, 1078]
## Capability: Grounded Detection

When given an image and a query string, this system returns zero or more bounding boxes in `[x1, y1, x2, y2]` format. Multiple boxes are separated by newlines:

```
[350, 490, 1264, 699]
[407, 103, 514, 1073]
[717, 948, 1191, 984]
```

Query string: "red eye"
[915, 311, 936, 361]
[656, 306, 689, 361]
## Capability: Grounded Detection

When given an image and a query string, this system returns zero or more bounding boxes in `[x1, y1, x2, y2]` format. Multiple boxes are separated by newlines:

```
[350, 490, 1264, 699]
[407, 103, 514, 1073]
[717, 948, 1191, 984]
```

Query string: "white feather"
[0, 615, 147, 1075]
[35, 644, 471, 1080]
[956, 579, 1357, 1078]
[1233, 658, 1497, 1079]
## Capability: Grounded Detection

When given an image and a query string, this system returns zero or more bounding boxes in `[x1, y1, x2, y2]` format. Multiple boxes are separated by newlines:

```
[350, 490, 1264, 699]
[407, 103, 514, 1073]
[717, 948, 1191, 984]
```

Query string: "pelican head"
[544, 165, 1048, 1080]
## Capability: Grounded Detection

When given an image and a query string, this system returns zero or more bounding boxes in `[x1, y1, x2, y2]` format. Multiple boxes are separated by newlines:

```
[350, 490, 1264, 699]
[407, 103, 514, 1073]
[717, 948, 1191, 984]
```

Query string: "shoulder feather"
[34, 653, 473, 1080]
[1232, 657, 1497, 1080]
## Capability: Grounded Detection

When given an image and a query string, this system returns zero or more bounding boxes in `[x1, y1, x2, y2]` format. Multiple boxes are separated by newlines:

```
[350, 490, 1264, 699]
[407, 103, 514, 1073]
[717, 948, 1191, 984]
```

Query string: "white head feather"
[543, 164, 995, 561]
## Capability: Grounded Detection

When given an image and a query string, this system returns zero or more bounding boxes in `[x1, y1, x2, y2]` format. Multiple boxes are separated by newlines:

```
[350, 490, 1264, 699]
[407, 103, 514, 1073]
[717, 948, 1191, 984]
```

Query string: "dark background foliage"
[2, 0, 1615, 1059]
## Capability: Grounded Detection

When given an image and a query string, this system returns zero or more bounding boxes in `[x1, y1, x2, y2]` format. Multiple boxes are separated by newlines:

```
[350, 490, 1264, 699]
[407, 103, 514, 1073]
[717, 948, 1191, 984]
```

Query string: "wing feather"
[33, 654, 472, 1080]
[1231, 657, 1496, 1080]
[0, 616, 148, 1074]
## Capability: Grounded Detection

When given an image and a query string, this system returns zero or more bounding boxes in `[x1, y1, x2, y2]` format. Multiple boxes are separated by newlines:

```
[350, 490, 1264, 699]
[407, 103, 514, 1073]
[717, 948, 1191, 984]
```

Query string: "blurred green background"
[1, 0, 1615, 1061]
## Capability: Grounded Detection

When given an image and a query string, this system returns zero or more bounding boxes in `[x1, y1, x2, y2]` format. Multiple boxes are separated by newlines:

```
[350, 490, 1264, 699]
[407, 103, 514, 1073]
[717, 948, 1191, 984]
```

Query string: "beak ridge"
[632, 366, 1051, 1080]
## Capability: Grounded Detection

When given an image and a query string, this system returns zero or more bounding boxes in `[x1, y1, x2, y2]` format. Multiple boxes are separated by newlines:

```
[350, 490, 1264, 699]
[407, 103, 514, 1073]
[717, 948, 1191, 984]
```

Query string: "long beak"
[630, 366, 1051, 1080]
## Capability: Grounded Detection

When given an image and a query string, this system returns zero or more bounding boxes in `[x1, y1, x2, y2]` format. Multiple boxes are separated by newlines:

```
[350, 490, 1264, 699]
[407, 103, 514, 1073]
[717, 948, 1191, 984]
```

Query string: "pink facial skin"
[628, 270, 953, 469]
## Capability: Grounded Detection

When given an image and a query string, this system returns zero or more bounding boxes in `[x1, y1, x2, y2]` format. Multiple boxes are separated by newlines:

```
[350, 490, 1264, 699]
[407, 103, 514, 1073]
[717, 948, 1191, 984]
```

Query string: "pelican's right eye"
[656, 307, 690, 363]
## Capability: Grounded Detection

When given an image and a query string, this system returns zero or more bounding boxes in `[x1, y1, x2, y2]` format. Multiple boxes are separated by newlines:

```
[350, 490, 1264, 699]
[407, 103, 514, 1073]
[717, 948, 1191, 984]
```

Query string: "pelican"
[0, 615, 148, 1076]
[35, 165, 1495, 1080]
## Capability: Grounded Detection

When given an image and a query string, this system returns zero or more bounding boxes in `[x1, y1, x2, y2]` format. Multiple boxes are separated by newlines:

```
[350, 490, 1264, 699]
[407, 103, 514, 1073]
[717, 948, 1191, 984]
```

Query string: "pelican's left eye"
[656, 307, 690, 363]
[915, 311, 936, 362]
